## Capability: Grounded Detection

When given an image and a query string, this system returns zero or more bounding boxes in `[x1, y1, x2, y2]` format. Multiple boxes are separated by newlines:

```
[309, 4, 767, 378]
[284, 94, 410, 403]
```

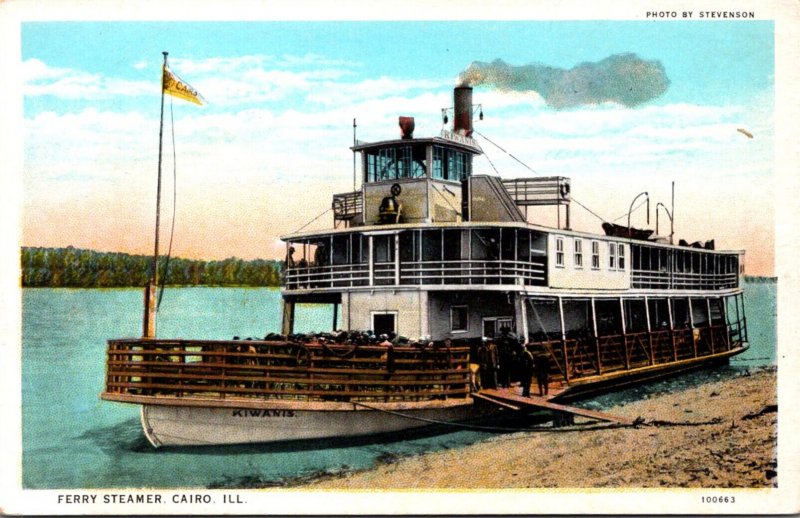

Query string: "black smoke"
[458, 53, 669, 108]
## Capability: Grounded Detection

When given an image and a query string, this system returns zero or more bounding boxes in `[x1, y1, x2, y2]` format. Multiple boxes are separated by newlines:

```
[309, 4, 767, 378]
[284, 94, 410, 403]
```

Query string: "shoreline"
[293, 366, 777, 489]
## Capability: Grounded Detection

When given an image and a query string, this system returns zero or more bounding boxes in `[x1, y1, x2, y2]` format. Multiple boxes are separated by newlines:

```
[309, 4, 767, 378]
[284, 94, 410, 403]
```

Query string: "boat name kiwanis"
[232, 409, 297, 418]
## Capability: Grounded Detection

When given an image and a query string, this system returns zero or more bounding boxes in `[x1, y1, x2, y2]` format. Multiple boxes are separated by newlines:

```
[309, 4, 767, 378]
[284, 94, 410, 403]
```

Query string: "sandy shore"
[302, 367, 777, 489]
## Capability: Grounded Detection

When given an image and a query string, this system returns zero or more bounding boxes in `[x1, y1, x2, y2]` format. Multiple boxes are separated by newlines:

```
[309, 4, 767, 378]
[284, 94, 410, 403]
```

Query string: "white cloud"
[22, 66, 774, 265]
[23, 58, 154, 99]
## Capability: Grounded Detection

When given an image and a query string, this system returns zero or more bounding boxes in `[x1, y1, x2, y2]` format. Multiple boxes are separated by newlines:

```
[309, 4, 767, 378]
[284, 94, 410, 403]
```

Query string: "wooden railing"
[400, 259, 546, 286]
[525, 324, 740, 383]
[104, 339, 471, 403]
[631, 270, 738, 290]
[284, 258, 547, 289]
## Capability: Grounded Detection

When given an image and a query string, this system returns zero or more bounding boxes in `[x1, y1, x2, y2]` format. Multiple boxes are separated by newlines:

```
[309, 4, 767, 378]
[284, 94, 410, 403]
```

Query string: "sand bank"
[303, 367, 777, 489]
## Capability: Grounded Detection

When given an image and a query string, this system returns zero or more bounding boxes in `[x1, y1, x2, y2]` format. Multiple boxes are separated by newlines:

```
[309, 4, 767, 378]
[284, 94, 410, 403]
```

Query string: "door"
[482, 317, 514, 338]
[372, 312, 396, 336]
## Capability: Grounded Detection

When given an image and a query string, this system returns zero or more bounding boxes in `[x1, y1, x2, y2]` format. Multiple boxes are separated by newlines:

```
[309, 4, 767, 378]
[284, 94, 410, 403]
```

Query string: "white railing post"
[394, 233, 400, 285]
[368, 236, 374, 286]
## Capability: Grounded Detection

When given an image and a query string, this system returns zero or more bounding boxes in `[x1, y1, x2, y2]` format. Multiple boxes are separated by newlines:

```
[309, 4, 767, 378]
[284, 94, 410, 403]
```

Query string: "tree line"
[21, 246, 283, 288]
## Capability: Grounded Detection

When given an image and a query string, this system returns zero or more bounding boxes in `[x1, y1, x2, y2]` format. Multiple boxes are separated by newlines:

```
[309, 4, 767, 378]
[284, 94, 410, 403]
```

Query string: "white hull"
[140, 399, 493, 447]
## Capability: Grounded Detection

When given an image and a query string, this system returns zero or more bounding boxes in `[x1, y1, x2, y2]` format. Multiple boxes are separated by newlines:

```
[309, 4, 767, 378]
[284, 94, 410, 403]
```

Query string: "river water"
[20, 283, 776, 488]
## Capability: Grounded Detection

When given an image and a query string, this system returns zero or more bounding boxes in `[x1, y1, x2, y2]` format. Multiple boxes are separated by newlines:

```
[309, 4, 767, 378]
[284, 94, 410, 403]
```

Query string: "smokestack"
[453, 86, 473, 137]
[398, 116, 415, 139]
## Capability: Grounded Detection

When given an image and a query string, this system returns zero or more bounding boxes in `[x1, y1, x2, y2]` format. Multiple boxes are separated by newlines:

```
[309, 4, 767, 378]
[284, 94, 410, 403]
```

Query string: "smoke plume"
[458, 53, 669, 108]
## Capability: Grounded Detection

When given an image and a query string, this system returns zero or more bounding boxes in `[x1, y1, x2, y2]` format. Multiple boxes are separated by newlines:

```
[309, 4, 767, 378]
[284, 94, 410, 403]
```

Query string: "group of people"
[476, 328, 550, 397]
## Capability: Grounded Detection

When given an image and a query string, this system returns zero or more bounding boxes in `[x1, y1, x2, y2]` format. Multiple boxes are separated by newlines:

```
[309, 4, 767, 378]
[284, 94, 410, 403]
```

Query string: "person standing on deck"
[477, 337, 497, 390]
[534, 352, 550, 396]
[519, 344, 534, 397]
[497, 327, 514, 388]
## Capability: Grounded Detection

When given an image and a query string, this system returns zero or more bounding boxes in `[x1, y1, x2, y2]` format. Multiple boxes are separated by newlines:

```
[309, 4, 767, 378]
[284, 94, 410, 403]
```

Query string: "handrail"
[285, 258, 548, 289]
[104, 339, 472, 403]
[523, 323, 744, 383]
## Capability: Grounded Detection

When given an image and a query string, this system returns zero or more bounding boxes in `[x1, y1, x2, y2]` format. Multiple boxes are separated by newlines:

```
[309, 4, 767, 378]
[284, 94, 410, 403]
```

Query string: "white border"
[1, 0, 798, 515]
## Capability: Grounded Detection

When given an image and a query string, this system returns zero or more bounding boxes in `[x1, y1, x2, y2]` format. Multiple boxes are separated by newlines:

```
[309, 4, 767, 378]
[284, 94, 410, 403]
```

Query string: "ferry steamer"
[102, 86, 748, 447]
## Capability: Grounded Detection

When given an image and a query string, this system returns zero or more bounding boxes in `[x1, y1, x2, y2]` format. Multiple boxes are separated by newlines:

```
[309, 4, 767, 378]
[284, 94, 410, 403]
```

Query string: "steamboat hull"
[136, 398, 490, 447]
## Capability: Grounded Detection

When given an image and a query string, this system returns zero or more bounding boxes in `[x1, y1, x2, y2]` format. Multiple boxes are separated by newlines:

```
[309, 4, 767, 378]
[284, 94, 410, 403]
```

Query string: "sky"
[19, 19, 776, 274]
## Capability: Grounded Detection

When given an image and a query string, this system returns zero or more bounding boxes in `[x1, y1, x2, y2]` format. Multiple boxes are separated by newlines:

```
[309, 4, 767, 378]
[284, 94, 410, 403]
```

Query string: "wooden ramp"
[477, 388, 635, 426]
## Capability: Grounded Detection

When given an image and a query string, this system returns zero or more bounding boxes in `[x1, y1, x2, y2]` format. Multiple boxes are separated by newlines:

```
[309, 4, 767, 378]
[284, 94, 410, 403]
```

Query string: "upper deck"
[281, 86, 743, 296]
[282, 221, 743, 294]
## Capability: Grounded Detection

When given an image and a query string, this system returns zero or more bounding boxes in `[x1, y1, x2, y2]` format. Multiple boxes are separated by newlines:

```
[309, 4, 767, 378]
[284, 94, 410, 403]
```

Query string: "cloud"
[23, 58, 154, 99]
[459, 54, 670, 109]
[21, 58, 772, 271]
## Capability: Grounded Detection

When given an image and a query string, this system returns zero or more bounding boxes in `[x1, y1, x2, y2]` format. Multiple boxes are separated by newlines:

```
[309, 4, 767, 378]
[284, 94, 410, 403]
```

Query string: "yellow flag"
[162, 65, 203, 105]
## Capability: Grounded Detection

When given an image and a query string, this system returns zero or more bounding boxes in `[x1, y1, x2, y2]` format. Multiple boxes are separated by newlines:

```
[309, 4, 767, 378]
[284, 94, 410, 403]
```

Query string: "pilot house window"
[574, 239, 583, 268]
[591, 241, 600, 269]
[432, 145, 471, 181]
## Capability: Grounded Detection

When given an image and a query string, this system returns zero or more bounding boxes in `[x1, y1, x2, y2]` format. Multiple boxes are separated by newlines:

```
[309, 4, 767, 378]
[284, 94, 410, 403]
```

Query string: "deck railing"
[284, 258, 547, 289]
[631, 269, 738, 290]
[526, 323, 741, 383]
[104, 339, 471, 403]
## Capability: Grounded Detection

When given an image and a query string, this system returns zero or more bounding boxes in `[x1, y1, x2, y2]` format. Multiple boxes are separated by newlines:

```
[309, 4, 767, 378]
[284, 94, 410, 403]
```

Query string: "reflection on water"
[21, 283, 776, 488]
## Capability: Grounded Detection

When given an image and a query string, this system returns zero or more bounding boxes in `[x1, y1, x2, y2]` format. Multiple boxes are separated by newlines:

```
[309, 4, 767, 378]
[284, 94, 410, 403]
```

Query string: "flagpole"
[143, 51, 168, 338]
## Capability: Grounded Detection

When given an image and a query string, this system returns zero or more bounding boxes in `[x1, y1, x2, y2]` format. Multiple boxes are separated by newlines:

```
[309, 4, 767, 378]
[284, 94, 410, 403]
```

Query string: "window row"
[363, 144, 473, 183]
[289, 228, 549, 266]
[555, 236, 625, 271]
[365, 145, 427, 182]
[631, 244, 739, 275]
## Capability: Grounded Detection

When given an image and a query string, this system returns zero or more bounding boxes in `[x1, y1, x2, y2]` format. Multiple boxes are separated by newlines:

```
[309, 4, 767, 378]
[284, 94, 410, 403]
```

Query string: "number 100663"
[701, 496, 735, 504]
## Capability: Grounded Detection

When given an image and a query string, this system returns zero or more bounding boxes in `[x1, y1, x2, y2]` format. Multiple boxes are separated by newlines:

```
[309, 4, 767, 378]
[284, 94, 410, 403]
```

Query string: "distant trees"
[20, 246, 283, 288]
[744, 275, 777, 284]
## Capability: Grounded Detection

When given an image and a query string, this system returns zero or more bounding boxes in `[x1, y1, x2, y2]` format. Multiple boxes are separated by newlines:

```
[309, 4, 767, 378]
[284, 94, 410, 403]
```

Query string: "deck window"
[609, 242, 617, 269]
[450, 305, 469, 332]
[618, 244, 626, 270]
[591, 241, 600, 269]
[555, 237, 565, 267]
[574, 239, 583, 268]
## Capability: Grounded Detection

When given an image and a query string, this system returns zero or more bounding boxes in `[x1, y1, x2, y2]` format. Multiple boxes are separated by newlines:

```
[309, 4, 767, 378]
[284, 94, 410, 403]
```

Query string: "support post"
[740, 292, 749, 342]
[558, 296, 569, 383]
[394, 233, 400, 285]
[667, 297, 677, 361]
[591, 298, 601, 374]
[688, 297, 698, 357]
[281, 300, 295, 336]
[734, 293, 741, 344]
[644, 296, 655, 365]
[619, 298, 629, 370]
[517, 294, 530, 344]
[142, 282, 157, 338]
[368, 235, 374, 286]
[706, 298, 715, 354]
[332, 302, 339, 332]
